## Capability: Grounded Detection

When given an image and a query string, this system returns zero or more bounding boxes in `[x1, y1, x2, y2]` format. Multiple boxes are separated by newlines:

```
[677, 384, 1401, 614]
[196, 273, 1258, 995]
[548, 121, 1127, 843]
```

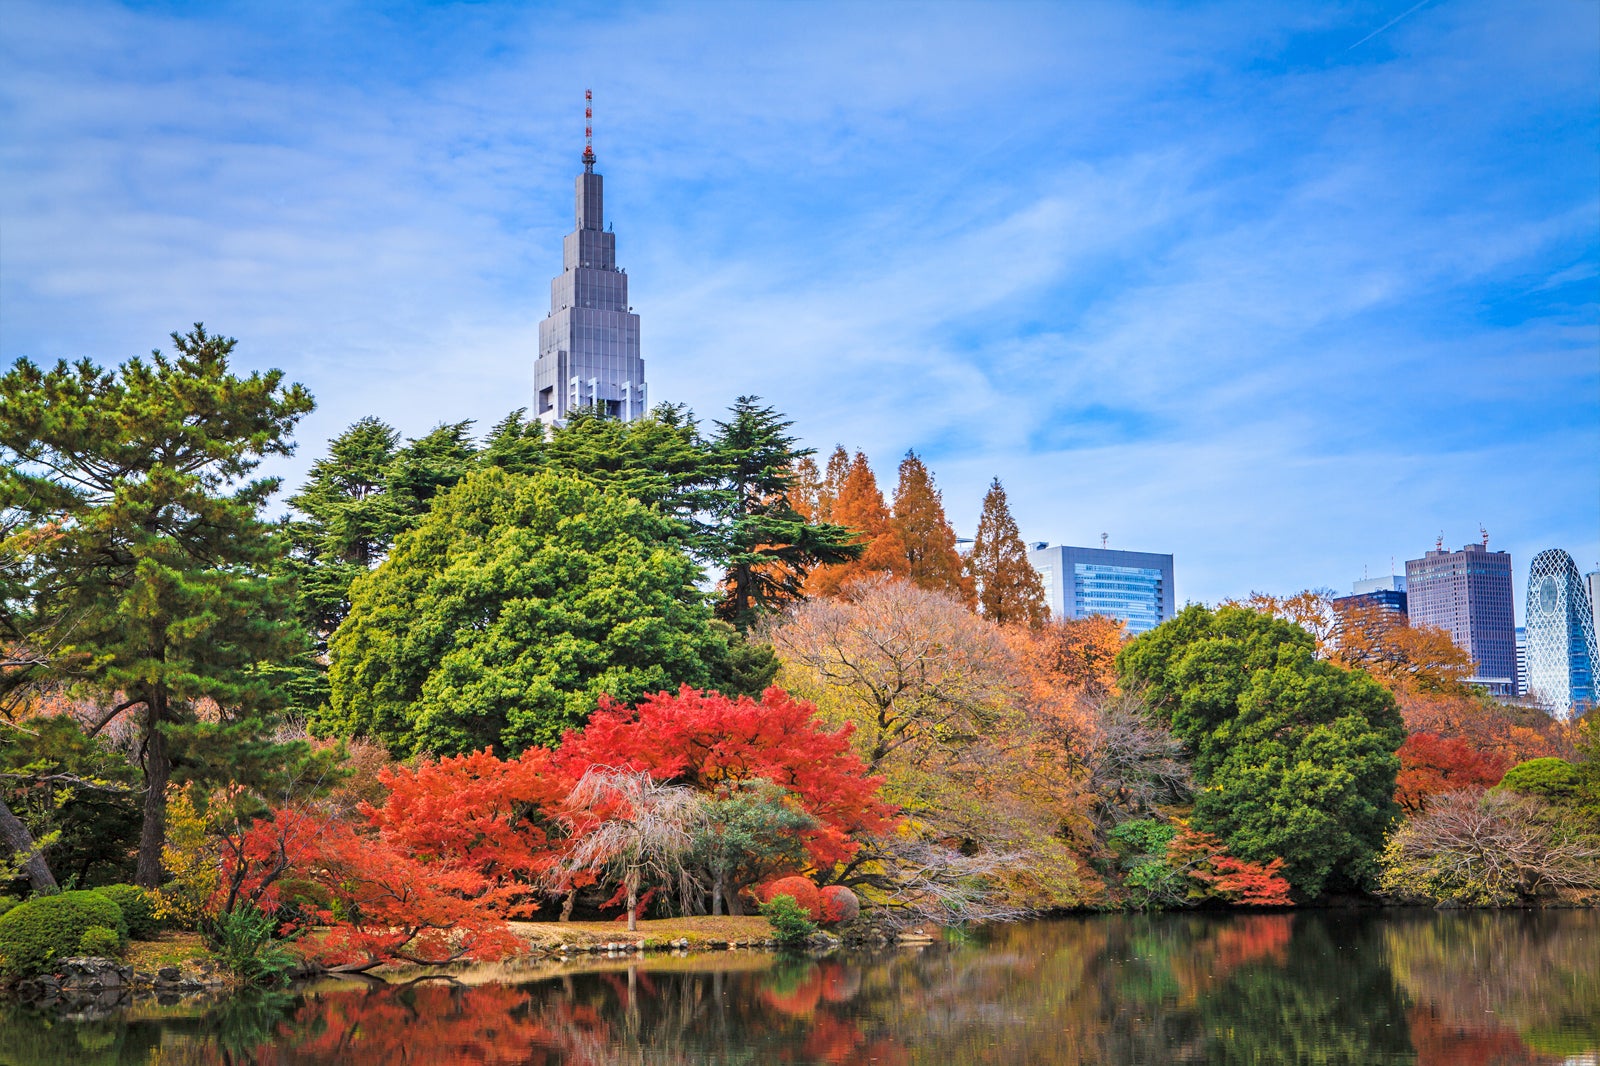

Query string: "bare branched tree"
[553, 767, 703, 931]
[838, 835, 1030, 929]
[1084, 692, 1192, 827]
[1381, 789, 1600, 905]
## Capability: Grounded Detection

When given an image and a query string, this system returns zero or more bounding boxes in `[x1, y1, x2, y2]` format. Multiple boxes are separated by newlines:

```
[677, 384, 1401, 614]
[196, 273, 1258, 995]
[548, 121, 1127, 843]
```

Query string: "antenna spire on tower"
[582, 89, 596, 172]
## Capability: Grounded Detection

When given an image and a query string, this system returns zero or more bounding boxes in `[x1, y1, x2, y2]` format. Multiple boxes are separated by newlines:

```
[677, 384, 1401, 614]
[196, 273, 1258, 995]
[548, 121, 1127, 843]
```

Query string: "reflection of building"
[1524, 549, 1598, 718]
[1405, 539, 1516, 696]
[1027, 544, 1175, 635]
[533, 113, 646, 425]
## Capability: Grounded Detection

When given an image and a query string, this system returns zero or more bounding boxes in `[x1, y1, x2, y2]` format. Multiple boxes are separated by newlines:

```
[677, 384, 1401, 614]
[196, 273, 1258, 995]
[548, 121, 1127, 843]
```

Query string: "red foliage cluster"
[1394, 733, 1508, 815]
[1167, 829, 1294, 906]
[754, 875, 824, 919]
[560, 686, 897, 867]
[214, 686, 896, 963]
[820, 885, 861, 924]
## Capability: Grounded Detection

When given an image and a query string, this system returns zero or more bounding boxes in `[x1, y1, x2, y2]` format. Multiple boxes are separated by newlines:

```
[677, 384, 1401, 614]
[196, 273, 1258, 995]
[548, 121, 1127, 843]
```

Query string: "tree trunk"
[0, 797, 58, 894]
[135, 700, 171, 889]
[560, 888, 576, 922]
[711, 875, 724, 916]
[727, 881, 745, 916]
[625, 866, 639, 932]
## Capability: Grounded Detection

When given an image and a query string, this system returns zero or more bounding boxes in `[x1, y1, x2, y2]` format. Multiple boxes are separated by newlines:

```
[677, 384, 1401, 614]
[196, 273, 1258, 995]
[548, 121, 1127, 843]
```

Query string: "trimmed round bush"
[1497, 758, 1580, 801]
[0, 890, 126, 977]
[754, 876, 823, 920]
[819, 884, 860, 925]
[94, 885, 158, 940]
[78, 925, 122, 958]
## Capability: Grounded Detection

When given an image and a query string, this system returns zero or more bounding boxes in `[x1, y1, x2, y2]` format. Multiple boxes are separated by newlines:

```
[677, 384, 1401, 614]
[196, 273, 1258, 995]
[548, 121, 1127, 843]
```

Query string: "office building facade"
[533, 135, 646, 425]
[1524, 549, 1598, 717]
[1027, 544, 1175, 635]
[1333, 574, 1408, 619]
[1515, 626, 1528, 697]
[1404, 540, 1516, 696]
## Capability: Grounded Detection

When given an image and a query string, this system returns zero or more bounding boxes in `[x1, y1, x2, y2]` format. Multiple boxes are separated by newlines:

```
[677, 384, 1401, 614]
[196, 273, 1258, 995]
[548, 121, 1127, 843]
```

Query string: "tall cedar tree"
[965, 478, 1049, 627]
[890, 451, 975, 605]
[822, 445, 851, 521]
[807, 451, 906, 598]
[709, 397, 861, 629]
[0, 326, 314, 886]
[787, 456, 825, 522]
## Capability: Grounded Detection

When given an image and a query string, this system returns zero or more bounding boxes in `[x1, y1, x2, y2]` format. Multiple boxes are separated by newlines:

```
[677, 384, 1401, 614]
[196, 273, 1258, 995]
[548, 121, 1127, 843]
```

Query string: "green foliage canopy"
[1118, 604, 1405, 898]
[323, 467, 741, 754]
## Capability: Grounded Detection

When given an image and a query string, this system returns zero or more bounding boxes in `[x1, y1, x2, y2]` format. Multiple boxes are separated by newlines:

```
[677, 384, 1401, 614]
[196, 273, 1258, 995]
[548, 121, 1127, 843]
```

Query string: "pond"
[1, 909, 1596, 1064]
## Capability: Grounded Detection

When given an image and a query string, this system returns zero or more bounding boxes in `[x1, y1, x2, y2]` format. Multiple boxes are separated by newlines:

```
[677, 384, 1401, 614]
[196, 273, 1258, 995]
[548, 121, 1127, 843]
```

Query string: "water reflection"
[0, 911, 1594, 1065]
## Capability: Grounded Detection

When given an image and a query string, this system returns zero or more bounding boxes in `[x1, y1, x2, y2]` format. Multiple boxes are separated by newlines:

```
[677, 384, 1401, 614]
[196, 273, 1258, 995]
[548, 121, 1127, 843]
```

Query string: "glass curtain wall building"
[1524, 549, 1598, 718]
[533, 136, 647, 425]
[1027, 544, 1175, 635]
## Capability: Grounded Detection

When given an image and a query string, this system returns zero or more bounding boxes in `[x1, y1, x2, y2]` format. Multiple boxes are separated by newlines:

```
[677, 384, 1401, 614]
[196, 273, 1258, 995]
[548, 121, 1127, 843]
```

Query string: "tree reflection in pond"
[1, 911, 1594, 1065]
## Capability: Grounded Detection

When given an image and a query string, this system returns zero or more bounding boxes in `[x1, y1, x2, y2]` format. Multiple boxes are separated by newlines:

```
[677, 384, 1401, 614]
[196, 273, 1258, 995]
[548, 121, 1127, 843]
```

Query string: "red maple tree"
[1394, 732, 1508, 815]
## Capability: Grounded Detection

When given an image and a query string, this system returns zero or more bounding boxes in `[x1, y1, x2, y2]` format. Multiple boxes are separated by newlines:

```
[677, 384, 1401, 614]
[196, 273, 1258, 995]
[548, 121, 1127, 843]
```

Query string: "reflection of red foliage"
[799, 1012, 905, 1065]
[1406, 1006, 1534, 1066]
[262, 983, 612, 1066]
[754, 875, 823, 919]
[1209, 915, 1293, 978]
[1395, 733, 1508, 815]
[560, 686, 898, 867]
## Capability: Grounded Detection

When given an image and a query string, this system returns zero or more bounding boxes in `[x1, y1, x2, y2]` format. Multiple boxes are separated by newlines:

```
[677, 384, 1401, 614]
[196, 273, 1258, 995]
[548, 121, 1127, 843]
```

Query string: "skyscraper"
[1027, 543, 1176, 635]
[1333, 574, 1408, 619]
[1404, 538, 1516, 696]
[533, 97, 646, 425]
[1524, 549, 1598, 718]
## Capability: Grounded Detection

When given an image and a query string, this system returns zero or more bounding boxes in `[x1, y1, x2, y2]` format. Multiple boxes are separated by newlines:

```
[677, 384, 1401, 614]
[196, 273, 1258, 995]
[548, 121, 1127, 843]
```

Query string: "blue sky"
[2, 0, 1596, 612]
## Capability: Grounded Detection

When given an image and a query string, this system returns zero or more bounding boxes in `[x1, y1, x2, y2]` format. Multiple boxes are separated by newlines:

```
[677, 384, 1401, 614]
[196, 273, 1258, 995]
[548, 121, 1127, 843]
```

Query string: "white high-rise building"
[1524, 549, 1598, 718]
[533, 109, 646, 425]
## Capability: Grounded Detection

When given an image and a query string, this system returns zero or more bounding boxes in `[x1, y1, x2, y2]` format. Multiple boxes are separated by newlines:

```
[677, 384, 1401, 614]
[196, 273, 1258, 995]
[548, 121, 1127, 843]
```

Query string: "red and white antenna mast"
[582, 89, 596, 171]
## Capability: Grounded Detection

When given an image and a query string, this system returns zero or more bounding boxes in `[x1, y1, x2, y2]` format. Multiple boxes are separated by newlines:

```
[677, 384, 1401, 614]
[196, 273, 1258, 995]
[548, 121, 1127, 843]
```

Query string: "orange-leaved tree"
[889, 450, 974, 606]
[1330, 601, 1474, 695]
[964, 478, 1048, 627]
[804, 450, 906, 597]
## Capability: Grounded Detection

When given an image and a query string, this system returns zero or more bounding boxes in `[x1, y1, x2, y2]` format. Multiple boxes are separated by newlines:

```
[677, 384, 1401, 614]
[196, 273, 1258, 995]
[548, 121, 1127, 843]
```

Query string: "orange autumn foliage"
[805, 451, 906, 597]
[1394, 733, 1508, 815]
[1397, 689, 1574, 766]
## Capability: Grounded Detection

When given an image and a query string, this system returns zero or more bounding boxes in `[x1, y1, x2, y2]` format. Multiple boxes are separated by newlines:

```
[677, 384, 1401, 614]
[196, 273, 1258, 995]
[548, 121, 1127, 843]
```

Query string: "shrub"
[0, 890, 126, 977]
[1497, 758, 1580, 802]
[78, 925, 122, 958]
[94, 885, 158, 940]
[204, 903, 299, 988]
[819, 885, 860, 924]
[761, 894, 818, 947]
[753, 876, 823, 920]
[0, 897, 18, 919]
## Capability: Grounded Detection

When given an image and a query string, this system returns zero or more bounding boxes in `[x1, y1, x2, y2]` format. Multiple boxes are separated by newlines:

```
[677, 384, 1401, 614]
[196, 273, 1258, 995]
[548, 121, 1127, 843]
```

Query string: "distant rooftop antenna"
[1480, 524, 1489, 547]
[1390, 555, 1395, 576]
[583, 89, 596, 172]
[1101, 532, 1108, 549]
[1436, 532, 1444, 552]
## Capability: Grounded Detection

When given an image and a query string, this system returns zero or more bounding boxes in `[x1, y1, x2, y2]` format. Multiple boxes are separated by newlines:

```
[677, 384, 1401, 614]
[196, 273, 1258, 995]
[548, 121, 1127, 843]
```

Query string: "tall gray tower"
[533, 95, 645, 425]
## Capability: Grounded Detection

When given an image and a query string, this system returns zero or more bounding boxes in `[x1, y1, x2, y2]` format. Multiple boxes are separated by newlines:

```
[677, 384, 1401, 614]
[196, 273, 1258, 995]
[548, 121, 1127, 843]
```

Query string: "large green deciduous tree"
[1118, 604, 1404, 898]
[0, 326, 315, 887]
[322, 467, 741, 755]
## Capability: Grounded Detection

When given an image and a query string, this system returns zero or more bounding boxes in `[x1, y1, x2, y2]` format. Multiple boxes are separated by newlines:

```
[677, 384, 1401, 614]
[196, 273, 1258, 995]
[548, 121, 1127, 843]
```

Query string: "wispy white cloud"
[1, 0, 1594, 607]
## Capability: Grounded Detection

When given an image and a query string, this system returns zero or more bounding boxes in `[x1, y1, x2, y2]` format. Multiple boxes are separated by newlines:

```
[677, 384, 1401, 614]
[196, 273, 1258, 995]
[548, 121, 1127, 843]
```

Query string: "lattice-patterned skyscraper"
[533, 92, 646, 425]
[1524, 548, 1597, 718]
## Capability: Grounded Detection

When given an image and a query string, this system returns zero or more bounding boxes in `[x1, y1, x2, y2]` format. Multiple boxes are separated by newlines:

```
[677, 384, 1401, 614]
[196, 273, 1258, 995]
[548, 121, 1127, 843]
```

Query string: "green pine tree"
[0, 326, 316, 886]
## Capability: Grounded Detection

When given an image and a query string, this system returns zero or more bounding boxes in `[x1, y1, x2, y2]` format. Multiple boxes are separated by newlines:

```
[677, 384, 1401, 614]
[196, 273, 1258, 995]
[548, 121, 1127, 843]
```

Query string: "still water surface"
[1, 910, 1596, 1065]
